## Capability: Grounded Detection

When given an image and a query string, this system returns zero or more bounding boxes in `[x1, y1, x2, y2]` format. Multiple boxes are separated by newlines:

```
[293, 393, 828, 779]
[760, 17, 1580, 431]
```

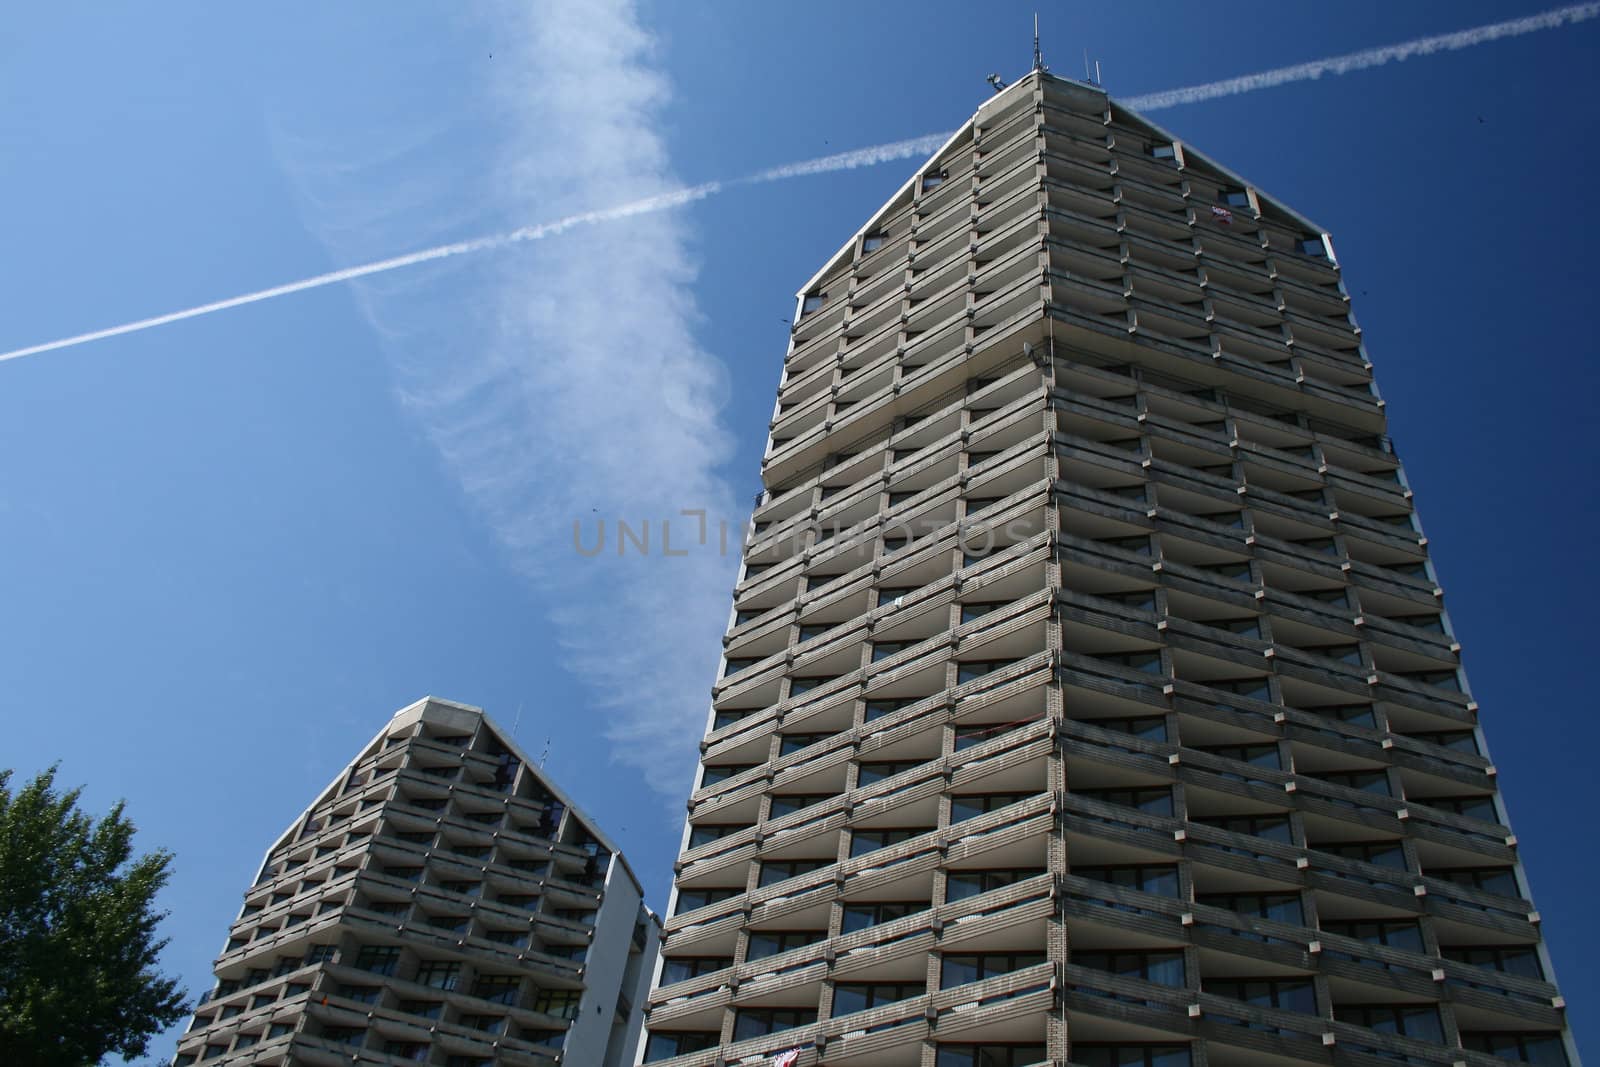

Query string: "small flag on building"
[1211, 204, 1233, 225]
[772, 1050, 801, 1067]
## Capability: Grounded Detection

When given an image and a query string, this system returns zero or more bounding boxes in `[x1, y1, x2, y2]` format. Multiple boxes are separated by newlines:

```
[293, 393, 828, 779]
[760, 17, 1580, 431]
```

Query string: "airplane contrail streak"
[4, 2, 1594, 366]
[1124, 1, 1600, 111]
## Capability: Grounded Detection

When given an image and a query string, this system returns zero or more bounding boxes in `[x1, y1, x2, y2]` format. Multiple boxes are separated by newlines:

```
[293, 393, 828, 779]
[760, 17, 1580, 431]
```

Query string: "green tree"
[0, 766, 188, 1066]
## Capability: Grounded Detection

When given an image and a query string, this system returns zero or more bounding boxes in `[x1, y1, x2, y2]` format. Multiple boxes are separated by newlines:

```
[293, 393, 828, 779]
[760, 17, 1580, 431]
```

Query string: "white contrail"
[6, 1, 1597, 366]
[0, 135, 949, 366]
[1125, 1, 1600, 111]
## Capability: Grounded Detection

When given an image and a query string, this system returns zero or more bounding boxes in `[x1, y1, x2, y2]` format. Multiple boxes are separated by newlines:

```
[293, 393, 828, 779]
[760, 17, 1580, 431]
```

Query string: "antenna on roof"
[540, 736, 551, 769]
[511, 701, 523, 738]
[1033, 13, 1046, 72]
[1095, 59, 1103, 86]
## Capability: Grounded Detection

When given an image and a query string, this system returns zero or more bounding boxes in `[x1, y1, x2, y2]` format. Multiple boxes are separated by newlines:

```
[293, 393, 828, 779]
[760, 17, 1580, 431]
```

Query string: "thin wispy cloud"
[1125, 1, 1600, 111]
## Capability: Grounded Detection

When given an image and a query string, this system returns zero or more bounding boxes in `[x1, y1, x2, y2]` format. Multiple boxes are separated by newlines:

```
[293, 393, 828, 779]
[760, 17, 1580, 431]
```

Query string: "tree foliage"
[0, 766, 188, 1066]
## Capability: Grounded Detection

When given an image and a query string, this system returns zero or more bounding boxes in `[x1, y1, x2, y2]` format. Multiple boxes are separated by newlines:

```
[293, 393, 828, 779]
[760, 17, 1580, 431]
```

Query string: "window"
[1419, 794, 1497, 822]
[788, 675, 830, 696]
[1311, 703, 1377, 728]
[1082, 715, 1166, 741]
[779, 732, 830, 755]
[644, 1031, 719, 1061]
[1075, 787, 1172, 817]
[956, 659, 1014, 683]
[1460, 1032, 1569, 1064]
[1073, 864, 1179, 897]
[1318, 839, 1406, 870]
[1296, 236, 1327, 258]
[840, 900, 924, 933]
[746, 929, 823, 959]
[1321, 918, 1424, 953]
[266, 1023, 292, 1038]
[675, 886, 740, 913]
[1074, 950, 1184, 986]
[850, 827, 921, 857]
[302, 944, 337, 965]
[1148, 143, 1177, 160]
[414, 960, 460, 991]
[399, 1000, 443, 1020]
[832, 982, 924, 1016]
[936, 1047, 1049, 1067]
[1193, 743, 1280, 769]
[1196, 891, 1303, 926]
[949, 793, 1036, 822]
[1072, 1045, 1191, 1067]
[877, 586, 916, 607]
[473, 974, 521, 1006]
[862, 232, 887, 253]
[759, 858, 831, 887]
[1335, 1004, 1444, 1045]
[1220, 188, 1251, 207]
[953, 719, 1035, 750]
[940, 952, 1047, 989]
[1088, 650, 1163, 675]
[769, 794, 829, 818]
[864, 697, 921, 721]
[530, 987, 581, 1019]
[354, 945, 400, 976]
[921, 170, 947, 191]
[1204, 977, 1315, 1014]
[1192, 813, 1292, 844]
[660, 957, 732, 985]
[872, 640, 918, 662]
[801, 291, 826, 315]
[732, 1007, 817, 1041]
[321, 1027, 364, 1047]
[701, 763, 756, 786]
[944, 868, 1045, 902]
[1433, 866, 1520, 897]
[796, 623, 834, 641]
[857, 760, 922, 785]
[383, 1041, 429, 1060]
[687, 823, 741, 849]
[1441, 944, 1542, 979]
[961, 601, 1008, 624]
[1313, 770, 1392, 795]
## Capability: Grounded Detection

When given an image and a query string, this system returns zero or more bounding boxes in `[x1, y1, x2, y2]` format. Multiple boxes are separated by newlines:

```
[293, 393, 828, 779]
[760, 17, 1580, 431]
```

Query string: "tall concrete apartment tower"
[172, 697, 659, 1067]
[639, 72, 1575, 1067]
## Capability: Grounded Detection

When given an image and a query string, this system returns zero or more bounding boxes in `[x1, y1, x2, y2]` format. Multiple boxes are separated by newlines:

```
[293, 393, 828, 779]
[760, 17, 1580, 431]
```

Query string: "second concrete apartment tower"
[638, 73, 1575, 1066]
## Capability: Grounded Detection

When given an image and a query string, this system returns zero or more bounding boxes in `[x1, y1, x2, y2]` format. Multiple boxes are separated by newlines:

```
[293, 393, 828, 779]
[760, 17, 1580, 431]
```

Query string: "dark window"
[1191, 813, 1293, 844]
[857, 760, 922, 786]
[944, 868, 1045, 902]
[1081, 716, 1167, 741]
[840, 900, 925, 933]
[1311, 770, 1392, 796]
[1321, 918, 1424, 953]
[399, 999, 443, 1020]
[758, 858, 831, 887]
[1335, 1004, 1444, 1045]
[921, 170, 947, 192]
[1196, 891, 1303, 926]
[746, 929, 824, 959]
[529, 987, 581, 1019]
[1075, 787, 1172, 817]
[877, 586, 917, 607]
[1318, 839, 1407, 870]
[801, 292, 826, 316]
[936, 1047, 1049, 1067]
[354, 945, 400, 976]
[1204, 977, 1315, 1014]
[415, 961, 460, 991]
[950, 793, 1037, 822]
[659, 957, 732, 985]
[1440, 944, 1543, 979]
[850, 828, 922, 857]
[1460, 1032, 1569, 1064]
[862, 232, 888, 253]
[1074, 950, 1184, 986]
[864, 697, 921, 721]
[732, 1007, 817, 1041]
[1220, 188, 1251, 207]
[961, 601, 1008, 624]
[832, 981, 924, 1016]
[769, 794, 830, 819]
[1072, 1044, 1191, 1067]
[940, 951, 1047, 989]
[1296, 236, 1327, 258]
[644, 1031, 719, 1061]
[1149, 143, 1177, 160]
[472, 975, 520, 1005]
[1432, 866, 1520, 897]
[1073, 865, 1179, 897]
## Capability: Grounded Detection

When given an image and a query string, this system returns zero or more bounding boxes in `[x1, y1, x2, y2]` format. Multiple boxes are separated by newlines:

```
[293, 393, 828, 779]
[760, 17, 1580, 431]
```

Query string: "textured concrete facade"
[638, 73, 1575, 1067]
[173, 697, 659, 1067]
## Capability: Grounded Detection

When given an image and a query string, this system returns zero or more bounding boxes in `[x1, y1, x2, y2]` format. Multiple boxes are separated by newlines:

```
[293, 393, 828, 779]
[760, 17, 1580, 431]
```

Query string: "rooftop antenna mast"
[1033, 13, 1047, 72]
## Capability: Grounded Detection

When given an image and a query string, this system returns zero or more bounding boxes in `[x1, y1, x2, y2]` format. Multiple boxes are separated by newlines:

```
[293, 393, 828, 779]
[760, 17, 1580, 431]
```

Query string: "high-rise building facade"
[639, 72, 1575, 1067]
[172, 697, 659, 1067]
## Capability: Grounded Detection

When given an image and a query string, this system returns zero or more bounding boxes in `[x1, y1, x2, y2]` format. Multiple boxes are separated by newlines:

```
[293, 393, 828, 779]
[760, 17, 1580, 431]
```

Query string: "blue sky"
[1, 1, 1596, 1059]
